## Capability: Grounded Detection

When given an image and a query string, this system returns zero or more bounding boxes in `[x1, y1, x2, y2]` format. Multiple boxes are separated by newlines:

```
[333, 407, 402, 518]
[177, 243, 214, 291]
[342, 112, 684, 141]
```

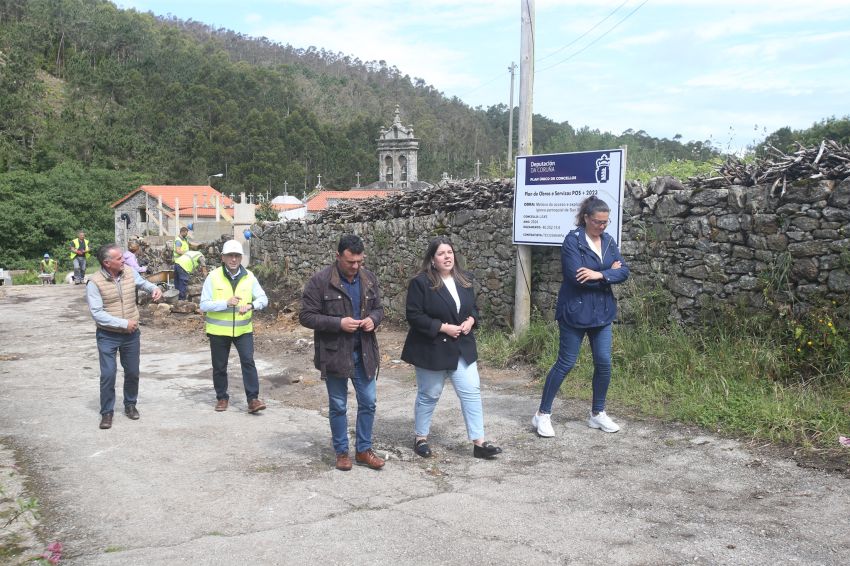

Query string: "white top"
[585, 233, 603, 261]
[442, 275, 461, 313]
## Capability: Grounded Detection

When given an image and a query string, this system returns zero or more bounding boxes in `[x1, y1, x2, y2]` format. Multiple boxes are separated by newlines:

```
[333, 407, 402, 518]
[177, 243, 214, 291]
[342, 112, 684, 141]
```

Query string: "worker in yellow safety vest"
[172, 226, 192, 260]
[173, 248, 206, 300]
[199, 239, 268, 414]
[40, 253, 57, 284]
[68, 230, 91, 285]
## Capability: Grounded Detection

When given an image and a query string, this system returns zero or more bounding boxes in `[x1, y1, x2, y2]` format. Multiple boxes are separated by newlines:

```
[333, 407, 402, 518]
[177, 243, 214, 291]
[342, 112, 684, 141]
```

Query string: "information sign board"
[512, 149, 626, 246]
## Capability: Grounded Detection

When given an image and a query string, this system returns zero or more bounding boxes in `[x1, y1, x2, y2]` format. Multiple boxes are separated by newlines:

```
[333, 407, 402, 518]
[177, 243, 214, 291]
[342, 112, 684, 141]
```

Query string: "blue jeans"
[539, 321, 613, 414]
[209, 333, 260, 401]
[174, 264, 190, 300]
[96, 328, 140, 415]
[414, 357, 484, 441]
[73, 256, 87, 283]
[325, 350, 376, 454]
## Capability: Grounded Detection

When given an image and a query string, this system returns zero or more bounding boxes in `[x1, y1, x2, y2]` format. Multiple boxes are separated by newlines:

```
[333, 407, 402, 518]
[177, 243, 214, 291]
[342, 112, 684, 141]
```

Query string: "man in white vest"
[199, 239, 268, 413]
[86, 243, 162, 430]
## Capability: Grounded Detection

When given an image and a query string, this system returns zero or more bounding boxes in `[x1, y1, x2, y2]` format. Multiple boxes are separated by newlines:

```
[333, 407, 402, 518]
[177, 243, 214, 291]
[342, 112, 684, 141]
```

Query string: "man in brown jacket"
[86, 244, 162, 430]
[299, 235, 385, 471]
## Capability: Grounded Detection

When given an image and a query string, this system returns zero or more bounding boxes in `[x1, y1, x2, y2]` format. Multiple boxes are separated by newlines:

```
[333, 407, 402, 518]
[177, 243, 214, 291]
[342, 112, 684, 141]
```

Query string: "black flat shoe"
[414, 438, 432, 458]
[473, 441, 502, 459]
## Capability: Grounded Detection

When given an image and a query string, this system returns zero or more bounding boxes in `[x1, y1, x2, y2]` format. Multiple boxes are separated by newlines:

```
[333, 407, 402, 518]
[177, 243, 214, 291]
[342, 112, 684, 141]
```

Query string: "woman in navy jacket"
[401, 237, 502, 459]
[532, 196, 630, 437]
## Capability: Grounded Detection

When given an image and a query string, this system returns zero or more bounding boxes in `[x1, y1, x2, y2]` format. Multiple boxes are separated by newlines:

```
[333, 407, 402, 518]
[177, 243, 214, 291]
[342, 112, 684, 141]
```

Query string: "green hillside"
[4, 0, 823, 269]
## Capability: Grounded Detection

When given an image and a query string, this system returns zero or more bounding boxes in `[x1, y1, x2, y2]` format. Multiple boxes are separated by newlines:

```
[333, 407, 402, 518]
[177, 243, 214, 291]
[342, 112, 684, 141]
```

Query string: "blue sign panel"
[524, 150, 614, 186]
[513, 149, 625, 246]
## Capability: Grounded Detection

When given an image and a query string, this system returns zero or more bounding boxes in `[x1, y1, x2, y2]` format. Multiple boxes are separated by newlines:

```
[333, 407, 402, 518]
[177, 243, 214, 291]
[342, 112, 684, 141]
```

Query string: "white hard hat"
[221, 240, 244, 255]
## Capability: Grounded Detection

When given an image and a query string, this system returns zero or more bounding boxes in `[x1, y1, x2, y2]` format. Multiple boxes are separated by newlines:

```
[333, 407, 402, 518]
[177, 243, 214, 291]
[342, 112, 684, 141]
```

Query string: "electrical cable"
[536, 0, 649, 74]
[536, 0, 629, 64]
[457, 70, 511, 99]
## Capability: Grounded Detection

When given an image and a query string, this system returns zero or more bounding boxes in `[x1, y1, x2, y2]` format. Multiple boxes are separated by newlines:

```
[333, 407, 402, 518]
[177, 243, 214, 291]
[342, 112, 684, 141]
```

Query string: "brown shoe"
[99, 413, 113, 429]
[335, 453, 353, 471]
[247, 398, 266, 413]
[215, 398, 228, 412]
[355, 449, 385, 470]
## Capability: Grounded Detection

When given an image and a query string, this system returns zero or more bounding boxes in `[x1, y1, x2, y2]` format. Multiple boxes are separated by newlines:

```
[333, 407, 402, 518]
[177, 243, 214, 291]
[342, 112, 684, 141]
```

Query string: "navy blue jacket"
[555, 227, 630, 328]
[401, 272, 479, 371]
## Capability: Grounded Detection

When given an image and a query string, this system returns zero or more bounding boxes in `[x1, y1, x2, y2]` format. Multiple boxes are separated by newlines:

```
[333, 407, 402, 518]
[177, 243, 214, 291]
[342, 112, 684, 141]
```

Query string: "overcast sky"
[118, 0, 850, 153]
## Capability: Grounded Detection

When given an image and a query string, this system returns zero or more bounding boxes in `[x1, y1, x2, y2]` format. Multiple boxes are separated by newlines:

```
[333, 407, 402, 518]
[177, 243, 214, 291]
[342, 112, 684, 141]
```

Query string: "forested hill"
[1, 0, 721, 190]
[0, 0, 728, 268]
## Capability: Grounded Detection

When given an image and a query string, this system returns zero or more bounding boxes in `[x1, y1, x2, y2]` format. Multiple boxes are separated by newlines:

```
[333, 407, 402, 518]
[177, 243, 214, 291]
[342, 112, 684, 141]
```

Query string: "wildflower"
[46, 542, 62, 553]
[42, 541, 62, 564]
[807, 341, 813, 346]
[827, 322, 833, 327]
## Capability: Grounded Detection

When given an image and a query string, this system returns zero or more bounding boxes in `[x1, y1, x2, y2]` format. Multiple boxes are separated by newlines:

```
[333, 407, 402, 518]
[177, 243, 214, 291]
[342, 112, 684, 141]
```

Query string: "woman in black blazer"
[401, 237, 502, 459]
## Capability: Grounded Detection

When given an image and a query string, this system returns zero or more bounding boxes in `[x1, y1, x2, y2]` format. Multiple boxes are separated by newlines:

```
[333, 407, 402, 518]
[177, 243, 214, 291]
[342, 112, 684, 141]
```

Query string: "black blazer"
[401, 271, 480, 371]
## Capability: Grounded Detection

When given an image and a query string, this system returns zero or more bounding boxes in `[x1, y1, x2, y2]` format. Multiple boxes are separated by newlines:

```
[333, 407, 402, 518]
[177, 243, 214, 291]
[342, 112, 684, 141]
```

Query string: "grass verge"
[478, 314, 850, 451]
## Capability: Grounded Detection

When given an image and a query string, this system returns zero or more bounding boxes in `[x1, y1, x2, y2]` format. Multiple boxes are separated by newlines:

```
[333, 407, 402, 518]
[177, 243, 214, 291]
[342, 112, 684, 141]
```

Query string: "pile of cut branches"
[691, 140, 850, 194]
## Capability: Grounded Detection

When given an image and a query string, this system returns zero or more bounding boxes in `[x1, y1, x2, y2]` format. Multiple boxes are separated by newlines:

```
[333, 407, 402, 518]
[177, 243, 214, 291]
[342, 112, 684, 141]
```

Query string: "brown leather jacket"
[299, 264, 384, 380]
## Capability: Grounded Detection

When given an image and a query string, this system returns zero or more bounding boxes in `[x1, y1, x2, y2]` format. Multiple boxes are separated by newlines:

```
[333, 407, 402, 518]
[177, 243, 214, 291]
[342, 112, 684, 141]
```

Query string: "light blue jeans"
[414, 357, 484, 441]
[539, 321, 613, 415]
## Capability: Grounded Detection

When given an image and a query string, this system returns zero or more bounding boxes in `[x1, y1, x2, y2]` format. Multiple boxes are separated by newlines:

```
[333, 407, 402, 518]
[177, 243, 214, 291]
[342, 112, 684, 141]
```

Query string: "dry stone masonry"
[251, 142, 850, 327]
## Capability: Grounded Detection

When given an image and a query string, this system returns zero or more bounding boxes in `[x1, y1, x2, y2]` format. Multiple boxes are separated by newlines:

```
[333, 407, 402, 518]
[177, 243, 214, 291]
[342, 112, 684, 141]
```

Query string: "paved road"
[0, 285, 848, 565]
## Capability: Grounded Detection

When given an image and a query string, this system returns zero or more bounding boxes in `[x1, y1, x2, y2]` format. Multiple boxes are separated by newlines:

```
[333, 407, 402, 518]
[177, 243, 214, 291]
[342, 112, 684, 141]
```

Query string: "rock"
[155, 303, 173, 315]
[171, 301, 197, 314]
[827, 269, 850, 292]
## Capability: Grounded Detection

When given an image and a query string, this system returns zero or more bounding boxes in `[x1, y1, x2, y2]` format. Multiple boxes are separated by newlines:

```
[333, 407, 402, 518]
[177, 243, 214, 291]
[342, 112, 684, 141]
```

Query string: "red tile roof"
[111, 186, 235, 219]
[306, 190, 396, 212]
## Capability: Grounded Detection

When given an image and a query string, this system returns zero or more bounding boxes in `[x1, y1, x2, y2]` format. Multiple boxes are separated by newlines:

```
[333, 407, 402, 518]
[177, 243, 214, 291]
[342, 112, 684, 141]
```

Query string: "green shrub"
[11, 270, 40, 285]
[479, 293, 850, 450]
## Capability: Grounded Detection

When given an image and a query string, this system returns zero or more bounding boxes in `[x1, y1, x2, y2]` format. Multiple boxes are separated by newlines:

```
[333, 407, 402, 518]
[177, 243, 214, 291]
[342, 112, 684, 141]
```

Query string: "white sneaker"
[588, 411, 620, 433]
[532, 412, 555, 437]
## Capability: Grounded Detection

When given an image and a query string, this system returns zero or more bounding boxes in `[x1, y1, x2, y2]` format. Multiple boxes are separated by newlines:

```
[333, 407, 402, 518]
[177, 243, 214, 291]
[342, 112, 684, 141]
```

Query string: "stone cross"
[316, 174, 323, 189]
[356, 172, 361, 188]
[475, 160, 482, 180]
[283, 180, 288, 195]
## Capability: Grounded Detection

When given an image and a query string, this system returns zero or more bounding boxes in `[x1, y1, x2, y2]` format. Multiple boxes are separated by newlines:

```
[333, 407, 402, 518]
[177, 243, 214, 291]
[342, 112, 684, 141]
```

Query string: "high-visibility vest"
[175, 251, 204, 274]
[40, 259, 57, 273]
[173, 235, 189, 260]
[204, 267, 255, 337]
[69, 238, 90, 259]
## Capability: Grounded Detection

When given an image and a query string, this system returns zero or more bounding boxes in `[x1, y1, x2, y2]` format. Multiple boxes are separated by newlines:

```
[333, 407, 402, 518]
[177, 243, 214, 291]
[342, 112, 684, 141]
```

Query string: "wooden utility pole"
[507, 62, 517, 164]
[514, 0, 534, 336]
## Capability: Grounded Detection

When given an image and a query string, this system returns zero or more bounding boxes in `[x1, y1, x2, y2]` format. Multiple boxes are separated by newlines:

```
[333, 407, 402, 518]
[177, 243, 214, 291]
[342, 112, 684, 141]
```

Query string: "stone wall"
[250, 209, 518, 325]
[249, 177, 850, 327]
[620, 176, 850, 321]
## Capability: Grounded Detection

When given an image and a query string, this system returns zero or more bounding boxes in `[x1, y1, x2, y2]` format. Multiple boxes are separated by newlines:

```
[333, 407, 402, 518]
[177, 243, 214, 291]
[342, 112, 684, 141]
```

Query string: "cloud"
[609, 30, 670, 48]
[244, 13, 262, 24]
[684, 69, 815, 96]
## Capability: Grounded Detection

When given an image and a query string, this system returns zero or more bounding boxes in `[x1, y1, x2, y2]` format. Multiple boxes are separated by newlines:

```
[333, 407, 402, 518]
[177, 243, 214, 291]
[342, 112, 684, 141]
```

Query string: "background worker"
[68, 230, 90, 284]
[40, 253, 57, 284]
[199, 239, 268, 414]
[172, 226, 192, 261]
[174, 247, 207, 300]
[122, 241, 147, 274]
